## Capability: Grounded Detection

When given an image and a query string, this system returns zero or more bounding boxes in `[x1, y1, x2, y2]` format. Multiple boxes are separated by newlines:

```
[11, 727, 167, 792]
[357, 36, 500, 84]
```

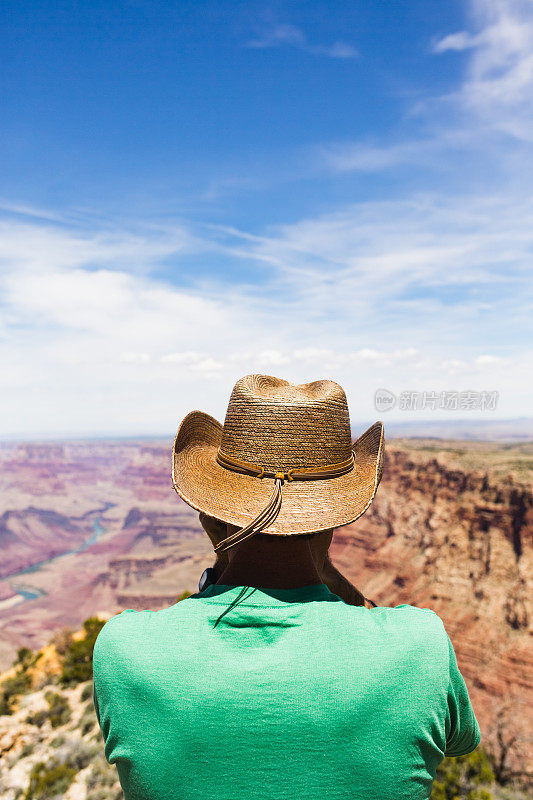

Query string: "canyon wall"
[0, 438, 531, 776]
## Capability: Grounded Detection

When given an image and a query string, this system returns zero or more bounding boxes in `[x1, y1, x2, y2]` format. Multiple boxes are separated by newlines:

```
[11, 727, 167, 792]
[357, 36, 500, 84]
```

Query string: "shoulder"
[391, 602, 442, 619]
[390, 602, 444, 623]
[95, 607, 144, 636]
[396, 602, 446, 627]
[380, 603, 448, 647]
[93, 609, 150, 665]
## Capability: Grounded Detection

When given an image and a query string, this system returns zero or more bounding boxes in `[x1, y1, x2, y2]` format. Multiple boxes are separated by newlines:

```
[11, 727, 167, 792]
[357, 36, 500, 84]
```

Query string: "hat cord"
[212, 450, 355, 553]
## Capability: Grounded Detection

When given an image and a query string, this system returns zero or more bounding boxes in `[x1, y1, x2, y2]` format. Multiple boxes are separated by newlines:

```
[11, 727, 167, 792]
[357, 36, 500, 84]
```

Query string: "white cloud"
[1, 0, 532, 436]
[118, 352, 151, 363]
[247, 23, 305, 48]
[256, 350, 292, 366]
[211, 192, 532, 326]
[191, 358, 225, 373]
[432, 0, 533, 140]
[2, 179, 530, 437]
[475, 354, 501, 365]
[246, 23, 357, 58]
[353, 349, 385, 361]
[321, 139, 435, 173]
[160, 351, 206, 364]
[432, 31, 481, 52]
[293, 347, 335, 362]
[320, 0, 533, 181]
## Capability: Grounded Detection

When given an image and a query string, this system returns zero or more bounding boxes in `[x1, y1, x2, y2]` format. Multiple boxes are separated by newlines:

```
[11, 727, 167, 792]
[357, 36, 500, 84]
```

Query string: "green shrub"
[85, 752, 118, 794]
[86, 789, 123, 800]
[16, 648, 34, 667]
[25, 691, 71, 729]
[25, 708, 49, 728]
[78, 705, 96, 735]
[63, 738, 100, 771]
[20, 741, 35, 758]
[60, 617, 106, 686]
[24, 759, 76, 800]
[176, 590, 191, 602]
[44, 691, 71, 728]
[50, 627, 74, 657]
[0, 668, 32, 715]
[86, 791, 108, 800]
[0, 646, 43, 715]
[16, 647, 42, 670]
[50, 734, 65, 748]
[431, 747, 495, 800]
[465, 748, 496, 787]
[81, 681, 93, 702]
[81, 716, 95, 735]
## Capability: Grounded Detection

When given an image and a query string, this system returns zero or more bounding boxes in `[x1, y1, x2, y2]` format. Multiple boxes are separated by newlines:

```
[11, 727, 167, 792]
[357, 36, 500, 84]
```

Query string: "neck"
[214, 534, 324, 590]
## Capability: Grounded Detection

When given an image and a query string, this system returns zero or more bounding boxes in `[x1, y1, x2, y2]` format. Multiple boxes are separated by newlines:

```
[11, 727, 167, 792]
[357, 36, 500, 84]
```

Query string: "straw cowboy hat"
[172, 374, 384, 553]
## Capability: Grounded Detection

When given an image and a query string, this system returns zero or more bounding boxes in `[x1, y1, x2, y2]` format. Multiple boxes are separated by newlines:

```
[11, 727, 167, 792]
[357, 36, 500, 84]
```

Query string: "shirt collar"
[191, 582, 342, 606]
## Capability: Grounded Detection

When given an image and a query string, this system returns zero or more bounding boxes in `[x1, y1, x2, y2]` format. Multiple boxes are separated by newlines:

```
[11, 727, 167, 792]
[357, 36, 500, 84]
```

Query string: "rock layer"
[0, 438, 531, 777]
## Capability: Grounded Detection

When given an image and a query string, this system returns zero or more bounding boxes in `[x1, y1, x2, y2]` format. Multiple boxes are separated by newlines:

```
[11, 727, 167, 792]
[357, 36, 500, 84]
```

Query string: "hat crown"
[219, 374, 352, 471]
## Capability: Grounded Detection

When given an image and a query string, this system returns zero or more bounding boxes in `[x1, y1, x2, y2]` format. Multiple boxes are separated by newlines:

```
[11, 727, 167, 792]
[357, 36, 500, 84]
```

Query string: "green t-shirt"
[92, 582, 481, 800]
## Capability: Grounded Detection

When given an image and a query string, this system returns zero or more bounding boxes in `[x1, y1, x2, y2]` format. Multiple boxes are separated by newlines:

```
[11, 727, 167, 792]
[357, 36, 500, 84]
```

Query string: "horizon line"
[1, 416, 532, 446]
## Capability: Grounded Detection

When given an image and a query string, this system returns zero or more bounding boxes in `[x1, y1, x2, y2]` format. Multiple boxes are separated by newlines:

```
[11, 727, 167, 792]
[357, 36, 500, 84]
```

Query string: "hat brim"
[171, 411, 384, 535]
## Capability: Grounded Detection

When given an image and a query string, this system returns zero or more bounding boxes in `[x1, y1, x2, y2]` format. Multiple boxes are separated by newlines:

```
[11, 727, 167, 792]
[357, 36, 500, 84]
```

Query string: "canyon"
[0, 435, 531, 778]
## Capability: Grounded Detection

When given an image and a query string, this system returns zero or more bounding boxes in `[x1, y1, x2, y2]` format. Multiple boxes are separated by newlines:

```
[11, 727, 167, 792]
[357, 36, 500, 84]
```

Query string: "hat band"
[212, 449, 355, 553]
[216, 449, 355, 481]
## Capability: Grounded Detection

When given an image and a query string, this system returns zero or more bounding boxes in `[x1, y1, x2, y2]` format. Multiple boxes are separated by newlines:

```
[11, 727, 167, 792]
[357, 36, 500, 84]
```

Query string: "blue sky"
[1, 0, 532, 437]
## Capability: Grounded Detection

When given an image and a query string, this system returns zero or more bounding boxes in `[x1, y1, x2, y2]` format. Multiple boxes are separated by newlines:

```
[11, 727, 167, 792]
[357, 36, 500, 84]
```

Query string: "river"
[0, 504, 114, 610]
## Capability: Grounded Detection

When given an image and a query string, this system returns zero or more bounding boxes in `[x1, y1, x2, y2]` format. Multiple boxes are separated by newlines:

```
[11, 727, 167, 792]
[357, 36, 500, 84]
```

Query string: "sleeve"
[91, 614, 121, 758]
[91, 609, 140, 761]
[444, 631, 481, 757]
[92, 678, 101, 727]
